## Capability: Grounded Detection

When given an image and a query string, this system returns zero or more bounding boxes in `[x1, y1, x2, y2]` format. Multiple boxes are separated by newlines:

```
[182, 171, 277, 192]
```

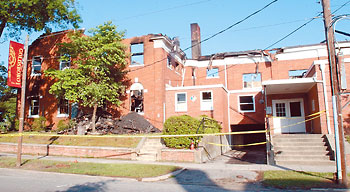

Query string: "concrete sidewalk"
[0, 152, 338, 173]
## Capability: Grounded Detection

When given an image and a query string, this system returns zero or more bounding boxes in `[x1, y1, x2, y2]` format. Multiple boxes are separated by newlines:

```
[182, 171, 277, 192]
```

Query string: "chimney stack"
[191, 23, 201, 59]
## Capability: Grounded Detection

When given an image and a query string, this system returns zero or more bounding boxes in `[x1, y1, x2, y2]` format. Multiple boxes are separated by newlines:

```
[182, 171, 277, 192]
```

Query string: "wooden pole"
[16, 35, 29, 167]
[321, 0, 348, 185]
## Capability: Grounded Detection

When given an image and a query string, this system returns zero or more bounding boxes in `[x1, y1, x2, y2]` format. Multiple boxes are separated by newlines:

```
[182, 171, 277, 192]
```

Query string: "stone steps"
[272, 134, 334, 166]
[136, 138, 164, 161]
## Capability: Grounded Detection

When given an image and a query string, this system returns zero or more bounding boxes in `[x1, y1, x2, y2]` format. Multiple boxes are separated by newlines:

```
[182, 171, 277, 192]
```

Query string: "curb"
[141, 168, 186, 182]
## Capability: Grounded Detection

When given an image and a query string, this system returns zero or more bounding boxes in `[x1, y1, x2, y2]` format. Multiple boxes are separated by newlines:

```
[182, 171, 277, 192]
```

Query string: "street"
[0, 168, 287, 192]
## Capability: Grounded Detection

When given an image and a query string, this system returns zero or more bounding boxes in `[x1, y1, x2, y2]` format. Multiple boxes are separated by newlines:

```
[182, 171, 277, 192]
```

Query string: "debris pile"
[58, 111, 160, 135]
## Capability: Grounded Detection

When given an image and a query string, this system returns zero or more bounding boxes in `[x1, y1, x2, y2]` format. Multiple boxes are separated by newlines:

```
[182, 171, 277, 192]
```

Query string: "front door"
[272, 99, 306, 134]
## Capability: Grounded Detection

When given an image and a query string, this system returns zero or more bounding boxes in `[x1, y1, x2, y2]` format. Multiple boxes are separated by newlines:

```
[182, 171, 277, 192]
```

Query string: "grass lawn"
[0, 157, 180, 178]
[0, 132, 141, 148]
[263, 170, 348, 189]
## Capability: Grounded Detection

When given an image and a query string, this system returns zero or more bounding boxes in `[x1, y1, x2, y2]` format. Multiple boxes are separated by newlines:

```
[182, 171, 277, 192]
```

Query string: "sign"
[8, 41, 24, 88]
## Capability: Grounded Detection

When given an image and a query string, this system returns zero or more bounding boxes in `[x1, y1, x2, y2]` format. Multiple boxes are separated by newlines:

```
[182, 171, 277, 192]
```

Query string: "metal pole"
[321, 0, 347, 184]
[16, 35, 29, 167]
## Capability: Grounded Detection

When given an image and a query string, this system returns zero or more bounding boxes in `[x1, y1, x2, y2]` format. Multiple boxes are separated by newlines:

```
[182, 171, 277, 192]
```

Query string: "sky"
[1, 0, 350, 66]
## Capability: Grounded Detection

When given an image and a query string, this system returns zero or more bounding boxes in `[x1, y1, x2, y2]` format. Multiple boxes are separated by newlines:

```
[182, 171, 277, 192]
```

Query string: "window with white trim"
[201, 91, 213, 111]
[32, 56, 42, 76]
[206, 68, 219, 78]
[167, 56, 172, 69]
[289, 69, 307, 79]
[131, 43, 144, 65]
[175, 93, 187, 112]
[29, 96, 40, 117]
[239, 95, 255, 112]
[59, 55, 70, 70]
[243, 73, 261, 88]
[57, 98, 69, 117]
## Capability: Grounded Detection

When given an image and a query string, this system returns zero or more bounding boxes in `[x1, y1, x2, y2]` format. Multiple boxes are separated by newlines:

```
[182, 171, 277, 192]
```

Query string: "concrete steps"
[136, 138, 164, 161]
[272, 134, 335, 166]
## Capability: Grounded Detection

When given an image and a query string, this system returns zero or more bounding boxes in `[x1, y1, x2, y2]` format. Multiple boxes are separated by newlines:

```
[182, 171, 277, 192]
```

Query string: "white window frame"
[130, 43, 144, 66]
[206, 68, 219, 78]
[238, 95, 255, 112]
[167, 55, 173, 70]
[31, 56, 42, 76]
[29, 96, 40, 118]
[57, 99, 69, 117]
[59, 57, 71, 70]
[243, 73, 261, 89]
[175, 92, 187, 112]
[200, 90, 213, 111]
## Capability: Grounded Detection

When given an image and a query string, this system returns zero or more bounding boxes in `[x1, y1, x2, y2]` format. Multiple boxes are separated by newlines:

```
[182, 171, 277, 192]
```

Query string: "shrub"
[163, 115, 200, 149]
[32, 116, 47, 132]
[198, 115, 221, 134]
[56, 119, 76, 132]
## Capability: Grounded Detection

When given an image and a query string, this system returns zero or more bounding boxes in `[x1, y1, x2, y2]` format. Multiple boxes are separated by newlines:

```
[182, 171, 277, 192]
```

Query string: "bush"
[163, 115, 200, 149]
[198, 115, 221, 134]
[32, 116, 47, 132]
[56, 119, 76, 132]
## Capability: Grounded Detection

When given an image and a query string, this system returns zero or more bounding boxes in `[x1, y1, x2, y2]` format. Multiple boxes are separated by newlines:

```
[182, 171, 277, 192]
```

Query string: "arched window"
[130, 83, 144, 113]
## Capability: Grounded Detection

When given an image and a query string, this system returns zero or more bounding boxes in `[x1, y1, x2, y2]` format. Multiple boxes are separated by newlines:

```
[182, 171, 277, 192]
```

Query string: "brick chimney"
[191, 23, 201, 59]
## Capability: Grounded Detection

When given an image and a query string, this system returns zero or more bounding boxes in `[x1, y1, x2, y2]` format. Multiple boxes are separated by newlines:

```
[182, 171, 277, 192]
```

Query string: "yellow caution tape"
[271, 112, 325, 130]
[0, 129, 267, 138]
[206, 141, 267, 147]
[272, 110, 325, 119]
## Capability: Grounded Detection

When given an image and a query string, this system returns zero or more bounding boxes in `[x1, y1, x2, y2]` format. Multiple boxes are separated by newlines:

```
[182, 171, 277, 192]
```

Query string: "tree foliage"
[45, 22, 128, 132]
[0, 65, 17, 131]
[0, 0, 81, 39]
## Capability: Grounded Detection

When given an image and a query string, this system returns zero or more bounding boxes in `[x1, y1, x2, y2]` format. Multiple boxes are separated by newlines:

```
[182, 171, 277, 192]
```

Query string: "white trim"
[262, 77, 317, 86]
[166, 84, 228, 92]
[175, 92, 187, 112]
[31, 56, 42, 76]
[185, 56, 271, 68]
[229, 87, 262, 94]
[238, 95, 255, 113]
[200, 90, 213, 111]
[153, 39, 184, 65]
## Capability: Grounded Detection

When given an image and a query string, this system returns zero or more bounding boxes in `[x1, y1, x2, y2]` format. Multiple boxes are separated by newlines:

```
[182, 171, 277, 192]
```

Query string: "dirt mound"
[112, 112, 160, 134]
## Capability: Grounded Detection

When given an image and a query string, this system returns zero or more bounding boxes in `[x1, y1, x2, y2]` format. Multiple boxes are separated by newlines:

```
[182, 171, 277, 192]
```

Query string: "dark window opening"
[130, 90, 144, 113]
[290, 101, 302, 117]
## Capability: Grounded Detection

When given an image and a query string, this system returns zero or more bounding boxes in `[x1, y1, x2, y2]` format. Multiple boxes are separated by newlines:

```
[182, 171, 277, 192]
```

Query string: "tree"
[0, 0, 81, 39]
[0, 64, 17, 131]
[45, 22, 128, 132]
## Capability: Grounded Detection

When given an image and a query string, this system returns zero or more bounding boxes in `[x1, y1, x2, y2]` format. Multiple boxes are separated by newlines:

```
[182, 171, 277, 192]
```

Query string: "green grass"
[0, 132, 141, 148]
[0, 157, 180, 178]
[263, 170, 347, 189]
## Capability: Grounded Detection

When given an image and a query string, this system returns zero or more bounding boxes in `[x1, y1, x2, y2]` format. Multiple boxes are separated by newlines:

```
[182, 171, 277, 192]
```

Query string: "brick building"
[18, 24, 350, 147]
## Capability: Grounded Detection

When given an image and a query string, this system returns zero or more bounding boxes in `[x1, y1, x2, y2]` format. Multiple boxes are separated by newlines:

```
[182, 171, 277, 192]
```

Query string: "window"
[275, 103, 286, 117]
[130, 90, 144, 113]
[239, 95, 255, 112]
[243, 73, 261, 89]
[57, 99, 69, 117]
[207, 68, 219, 78]
[201, 91, 213, 111]
[59, 55, 70, 70]
[29, 96, 40, 117]
[32, 56, 42, 75]
[289, 69, 307, 79]
[131, 43, 144, 65]
[167, 56, 172, 69]
[175, 93, 187, 112]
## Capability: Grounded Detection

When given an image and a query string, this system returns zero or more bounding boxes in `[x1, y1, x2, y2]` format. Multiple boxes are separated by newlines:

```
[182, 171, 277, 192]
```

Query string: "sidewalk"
[0, 152, 338, 173]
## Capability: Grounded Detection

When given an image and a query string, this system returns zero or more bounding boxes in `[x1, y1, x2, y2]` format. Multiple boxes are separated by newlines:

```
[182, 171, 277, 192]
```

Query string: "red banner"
[8, 41, 24, 88]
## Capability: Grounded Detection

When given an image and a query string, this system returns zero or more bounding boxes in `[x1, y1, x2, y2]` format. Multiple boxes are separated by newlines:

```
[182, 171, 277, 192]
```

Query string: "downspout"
[181, 67, 185, 87]
[320, 63, 332, 134]
[225, 60, 231, 145]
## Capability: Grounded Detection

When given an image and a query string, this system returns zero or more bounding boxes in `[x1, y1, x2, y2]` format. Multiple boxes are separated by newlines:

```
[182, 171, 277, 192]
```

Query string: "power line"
[114, 0, 212, 22]
[183, 0, 279, 52]
[263, 0, 350, 50]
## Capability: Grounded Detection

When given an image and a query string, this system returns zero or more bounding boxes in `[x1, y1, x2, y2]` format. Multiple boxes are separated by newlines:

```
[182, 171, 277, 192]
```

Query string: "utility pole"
[16, 35, 29, 167]
[321, 0, 347, 185]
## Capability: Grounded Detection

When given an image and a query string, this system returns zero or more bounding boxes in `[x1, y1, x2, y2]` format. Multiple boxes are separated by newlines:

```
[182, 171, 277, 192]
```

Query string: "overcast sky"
[1, 0, 350, 65]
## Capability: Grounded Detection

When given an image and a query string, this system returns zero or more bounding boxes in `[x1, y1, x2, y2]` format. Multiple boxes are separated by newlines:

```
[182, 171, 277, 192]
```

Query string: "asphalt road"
[0, 168, 289, 192]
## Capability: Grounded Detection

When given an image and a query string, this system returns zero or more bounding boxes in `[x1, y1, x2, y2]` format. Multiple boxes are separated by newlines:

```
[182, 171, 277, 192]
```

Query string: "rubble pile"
[58, 111, 160, 135]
